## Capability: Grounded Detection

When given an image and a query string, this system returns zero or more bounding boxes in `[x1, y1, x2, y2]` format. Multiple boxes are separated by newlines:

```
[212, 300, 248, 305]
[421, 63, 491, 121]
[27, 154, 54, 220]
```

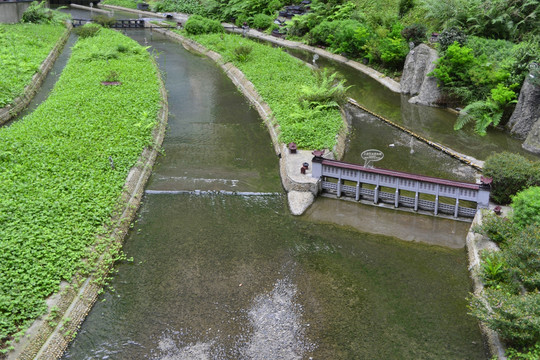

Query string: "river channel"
[51, 24, 488, 359]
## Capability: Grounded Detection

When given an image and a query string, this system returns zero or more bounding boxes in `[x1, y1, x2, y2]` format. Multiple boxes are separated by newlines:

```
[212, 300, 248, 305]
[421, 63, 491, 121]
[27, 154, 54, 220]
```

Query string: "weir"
[71, 18, 145, 28]
[311, 153, 491, 218]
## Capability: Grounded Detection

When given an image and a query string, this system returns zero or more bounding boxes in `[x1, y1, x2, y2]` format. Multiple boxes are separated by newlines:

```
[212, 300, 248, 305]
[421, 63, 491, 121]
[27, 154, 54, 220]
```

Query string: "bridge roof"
[321, 159, 480, 190]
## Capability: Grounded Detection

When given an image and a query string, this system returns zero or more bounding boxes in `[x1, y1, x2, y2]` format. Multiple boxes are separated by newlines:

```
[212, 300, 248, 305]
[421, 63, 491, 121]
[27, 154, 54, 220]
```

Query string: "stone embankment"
[149, 26, 348, 215]
[8, 62, 169, 360]
[0, 25, 71, 126]
[466, 209, 509, 360]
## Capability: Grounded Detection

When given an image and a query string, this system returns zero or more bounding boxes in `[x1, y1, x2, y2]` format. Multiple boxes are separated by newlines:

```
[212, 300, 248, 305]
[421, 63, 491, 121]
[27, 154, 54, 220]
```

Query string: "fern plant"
[298, 69, 350, 109]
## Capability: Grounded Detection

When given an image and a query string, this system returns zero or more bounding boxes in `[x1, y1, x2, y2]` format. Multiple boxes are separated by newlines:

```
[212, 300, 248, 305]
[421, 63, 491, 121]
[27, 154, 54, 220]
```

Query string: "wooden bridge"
[71, 19, 145, 28]
[311, 152, 491, 218]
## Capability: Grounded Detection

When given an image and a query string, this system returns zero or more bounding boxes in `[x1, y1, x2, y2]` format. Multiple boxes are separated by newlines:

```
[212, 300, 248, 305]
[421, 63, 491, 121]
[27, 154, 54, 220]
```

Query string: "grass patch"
[0, 23, 66, 108]
[0, 28, 161, 350]
[179, 31, 344, 150]
[101, 0, 139, 9]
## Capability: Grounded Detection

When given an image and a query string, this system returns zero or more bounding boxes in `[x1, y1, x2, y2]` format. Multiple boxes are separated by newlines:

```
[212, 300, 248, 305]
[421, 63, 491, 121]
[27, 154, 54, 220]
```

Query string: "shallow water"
[62, 28, 487, 359]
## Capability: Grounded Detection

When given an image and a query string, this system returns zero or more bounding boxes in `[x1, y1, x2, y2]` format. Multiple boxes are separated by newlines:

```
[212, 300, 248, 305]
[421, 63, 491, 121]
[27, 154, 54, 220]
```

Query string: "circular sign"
[361, 149, 384, 168]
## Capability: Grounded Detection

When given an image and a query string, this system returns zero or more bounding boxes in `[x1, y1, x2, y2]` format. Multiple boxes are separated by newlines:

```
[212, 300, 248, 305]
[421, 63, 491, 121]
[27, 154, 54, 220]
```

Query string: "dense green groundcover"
[180, 32, 344, 150]
[0, 28, 161, 349]
[101, 0, 139, 9]
[0, 23, 66, 108]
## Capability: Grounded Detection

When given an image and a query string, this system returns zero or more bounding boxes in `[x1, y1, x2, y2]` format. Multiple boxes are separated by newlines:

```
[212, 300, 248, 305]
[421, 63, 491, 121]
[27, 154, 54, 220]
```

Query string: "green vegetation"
[472, 208, 540, 356]
[0, 28, 161, 352]
[184, 14, 223, 34]
[0, 24, 66, 108]
[20, 1, 70, 25]
[180, 30, 344, 149]
[101, 0, 140, 9]
[482, 152, 540, 204]
[138, 0, 538, 135]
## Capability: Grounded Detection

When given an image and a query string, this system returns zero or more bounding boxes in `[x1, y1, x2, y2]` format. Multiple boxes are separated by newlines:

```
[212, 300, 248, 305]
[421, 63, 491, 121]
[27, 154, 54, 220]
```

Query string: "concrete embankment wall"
[9, 60, 169, 360]
[0, 24, 71, 126]
[466, 210, 507, 359]
[0, 0, 40, 24]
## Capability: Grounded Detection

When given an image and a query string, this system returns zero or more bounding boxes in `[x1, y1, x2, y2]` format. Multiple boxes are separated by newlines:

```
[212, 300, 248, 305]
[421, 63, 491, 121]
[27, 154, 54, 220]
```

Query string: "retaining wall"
[0, 24, 71, 126]
[466, 210, 507, 359]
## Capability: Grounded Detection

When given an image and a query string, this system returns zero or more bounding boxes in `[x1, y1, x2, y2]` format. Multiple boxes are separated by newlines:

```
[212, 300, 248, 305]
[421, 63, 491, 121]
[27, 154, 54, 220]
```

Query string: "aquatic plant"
[0, 28, 161, 351]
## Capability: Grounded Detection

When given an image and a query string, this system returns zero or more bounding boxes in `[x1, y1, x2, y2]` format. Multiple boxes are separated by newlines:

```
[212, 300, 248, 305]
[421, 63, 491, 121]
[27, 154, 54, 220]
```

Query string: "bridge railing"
[311, 155, 490, 218]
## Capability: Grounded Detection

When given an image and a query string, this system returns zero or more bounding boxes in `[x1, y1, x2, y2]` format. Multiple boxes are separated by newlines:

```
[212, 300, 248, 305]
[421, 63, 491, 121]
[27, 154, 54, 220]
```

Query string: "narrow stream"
[61, 28, 487, 359]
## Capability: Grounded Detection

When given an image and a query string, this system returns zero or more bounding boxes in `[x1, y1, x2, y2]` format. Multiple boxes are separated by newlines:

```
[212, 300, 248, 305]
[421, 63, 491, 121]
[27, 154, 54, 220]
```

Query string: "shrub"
[21, 1, 70, 25]
[310, 20, 372, 58]
[298, 69, 349, 108]
[185, 15, 223, 35]
[471, 288, 540, 348]
[73, 23, 101, 38]
[503, 224, 540, 292]
[401, 23, 427, 46]
[233, 45, 252, 62]
[431, 42, 475, 87]
[478, 213, 519, 245]
[512, 187, 540, 229]
[152, 0, 203, 14]
[483, 152, 540, 204]
[309, 20, 339, 45]
[92, 14, 116, 28]
[438, 26, 467, 51]
[251, 13, 272, 30]
[398, 0, 415, 18]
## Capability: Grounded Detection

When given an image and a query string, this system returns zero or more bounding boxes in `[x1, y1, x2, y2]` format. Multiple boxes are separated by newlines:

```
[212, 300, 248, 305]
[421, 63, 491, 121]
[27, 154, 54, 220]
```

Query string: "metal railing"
[311, 155, 490, 218]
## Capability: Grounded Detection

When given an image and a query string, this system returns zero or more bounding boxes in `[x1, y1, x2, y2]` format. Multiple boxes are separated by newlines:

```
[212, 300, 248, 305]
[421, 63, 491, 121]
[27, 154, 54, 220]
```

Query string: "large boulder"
[401, 44, 442, 106]
[523, 120, 540, 154]
[507, 76, 540, 140]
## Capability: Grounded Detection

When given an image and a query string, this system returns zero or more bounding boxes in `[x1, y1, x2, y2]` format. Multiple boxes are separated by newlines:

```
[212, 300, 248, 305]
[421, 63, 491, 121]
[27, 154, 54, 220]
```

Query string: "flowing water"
[59, 28, 487, 359]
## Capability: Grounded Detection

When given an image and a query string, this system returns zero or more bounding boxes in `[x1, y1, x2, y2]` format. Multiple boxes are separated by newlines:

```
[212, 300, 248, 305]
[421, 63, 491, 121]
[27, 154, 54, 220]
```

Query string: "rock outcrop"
[507, 76, 540, 141]
[401, 44, 442, 107]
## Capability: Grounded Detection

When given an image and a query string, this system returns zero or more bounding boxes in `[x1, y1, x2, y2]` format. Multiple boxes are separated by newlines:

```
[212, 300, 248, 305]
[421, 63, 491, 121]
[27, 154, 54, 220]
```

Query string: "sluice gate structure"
[311, 153, 491, 218]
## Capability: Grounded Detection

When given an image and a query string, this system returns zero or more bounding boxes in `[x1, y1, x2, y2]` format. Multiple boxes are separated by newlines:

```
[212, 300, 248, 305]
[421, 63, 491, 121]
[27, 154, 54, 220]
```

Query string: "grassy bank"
[180, 31, 344, 150]
[0, 23, 66, 108]
[0, 28, 162, 352]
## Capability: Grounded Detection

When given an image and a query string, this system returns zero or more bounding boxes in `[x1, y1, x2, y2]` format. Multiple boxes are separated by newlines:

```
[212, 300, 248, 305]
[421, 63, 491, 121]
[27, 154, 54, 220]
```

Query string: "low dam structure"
[311, 152, 491, 218]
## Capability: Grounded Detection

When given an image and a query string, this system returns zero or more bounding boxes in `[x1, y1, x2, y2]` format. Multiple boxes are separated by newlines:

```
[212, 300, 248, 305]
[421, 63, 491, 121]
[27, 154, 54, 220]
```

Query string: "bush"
[438, 26, 467, 51]
[310, 20, 372, 58]
[471, 288, 540, 348]
[184, 15, 223, 35]
[398, 0, 414, 18]
[401, 23, 427, 46]
[233, 45, 252, 62]
[21, 1, 70, 25]
[73, 23, 101, 38]
[92, 14, 116, 28]
[483, 152, 540, 204]
[512, 187, 540, 228]
[251, 13, 272, 30]
[478, 213, 519, 245]
[504, 224, 540, 292]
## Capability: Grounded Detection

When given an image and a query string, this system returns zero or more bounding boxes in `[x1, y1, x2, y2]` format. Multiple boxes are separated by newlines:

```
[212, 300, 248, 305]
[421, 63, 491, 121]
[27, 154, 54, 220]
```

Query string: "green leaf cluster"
[471, 221, 540, 352]
[184, 15, 223, 34]
[0, 24, 65, 108]
[101, 0, 140, 9]
[180, 31, 344, 149]
[20, 1, 70, 25]
[482, 152, 540, 204]
[0, 28, 161, 349]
